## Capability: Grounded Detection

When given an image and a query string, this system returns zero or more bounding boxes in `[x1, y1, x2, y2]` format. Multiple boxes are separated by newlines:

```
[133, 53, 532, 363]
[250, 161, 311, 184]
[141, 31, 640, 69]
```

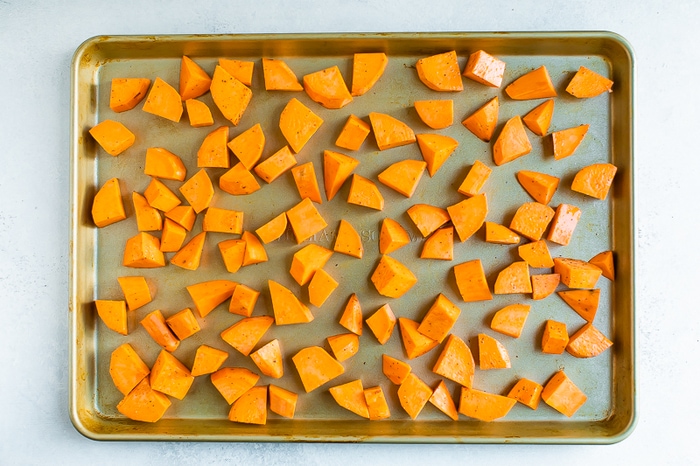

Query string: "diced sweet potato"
[462, 50, 506, 87]
[416, 133, 458, 177]
[371, 255, 417, 298]
[335, 114, 371, 151]
[397, 373, 433, 419]
[144, 178, 181, 212]
[541, 319, 569, 354]
[196, 126, 229, 168]
[142, 77, 183, 122]
[407, 204, 450, 237]
[429, 380, 459, 420]
[351, 52, 388, 96]
[365, 304, 397, 345]
[110, 343, 150, 395]
[505, 66, 557, 100]
[462, 96, 499, 142]
[289, 244, 334, 286]
[347, 174, 384, 210]
[493, 115, 532, 166]
[323, 150, 359, 201]
[228, 284, 260, 317]
[368, 112, 416, 150]
[186, 280, 237, 317]
[185, 98, 214, 127]
[210, 65, 252, 126]
[228, 386, 267, 425]
[398, 318, 439, 359]
[268, 280, 314, 325]
[589, 250, 615, 281]
[558, 289, 600, 322]
[458, 160, 492, 197]
[382, 354, 411, 385]
[228, 123, 265, 170]
[150, 350, 194, 400]
[269, 384, 298, 419]
[92, 178, 126, 227]
[566, 66, 613, 98]
[339, 294, 363, 336]
[379, 218, 411, 254]
[432, 334, 474, 388]
[292, 346, 345, 392]
[516, 170, 559, 205]
[190, 345, 229, 377]
[552, 124, 589, 160]
[241, 230, 268, 266]
[417, 293, 461, 343]
[518, 239, 554, 268]
[420, 227, 453, 261]
[250, 339, 284, 378]
[522, 99, 554, 136]
[95, 300, 127, 335]
[117, 377, 171, 423]
[279, 97, 323, 153]
[165, 308, 201, 341]
[291, 162, 323, 204]
[494, 261, 532, 295]
[554, 258, 602, 289]
[303, 65, 353, 109]
[508, 378, 543, 410]
[140, 309, 180, 352]
[219, 162, 261, 195]
[478, 333, 511, 369]
[490, 304, 530, 338]
[329, 379, 369, 418]
[179, 169, 214, 214]
[220, 316, 274, 356]
[566, 323, 613, 358]
[211, 367, 260, 404]
[262, 58, 303, 91]
[453, 259, 492, 302]
[416, 51, 463, 91]
[414, 99, 453, 129]
[170, 231, 206, 271]
[144, 147, 187, 181]
[179, 56, 211, 101]
[132, 192, 162, 232]
[308, 268, 339, 307]
[109, 78, 150, 113]
[117, 276, 153, 311]
[458, 387, 516, 421]
[484, 222, 520, 245]
[254, 145, 297, 183]
[541, 370, 587, 417]
[333, 220, 363, 258]
[286, 197, 328, 244]
[571, 163, 617, 200]
[377, 159, 426, 197]
[123, 232, 165, 268]
[327, 333, 360, 362]
[509, 202, 555, 241]
[363, 386, 391, 420]
[531, 273, 561, 300]
[447, 193, 488, 242]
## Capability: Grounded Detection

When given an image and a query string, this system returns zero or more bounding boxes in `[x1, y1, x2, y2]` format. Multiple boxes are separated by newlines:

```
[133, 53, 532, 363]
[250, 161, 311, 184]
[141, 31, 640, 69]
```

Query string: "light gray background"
[0, 0, 695, 464]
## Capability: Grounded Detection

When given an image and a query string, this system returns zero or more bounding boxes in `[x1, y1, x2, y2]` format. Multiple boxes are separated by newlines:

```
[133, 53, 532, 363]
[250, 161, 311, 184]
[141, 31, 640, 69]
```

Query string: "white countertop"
[1, 0, 697, 464]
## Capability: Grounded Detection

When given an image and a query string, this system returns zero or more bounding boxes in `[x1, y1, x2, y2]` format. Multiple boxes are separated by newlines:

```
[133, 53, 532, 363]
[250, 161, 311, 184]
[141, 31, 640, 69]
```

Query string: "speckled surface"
[1, 0, 698, 463]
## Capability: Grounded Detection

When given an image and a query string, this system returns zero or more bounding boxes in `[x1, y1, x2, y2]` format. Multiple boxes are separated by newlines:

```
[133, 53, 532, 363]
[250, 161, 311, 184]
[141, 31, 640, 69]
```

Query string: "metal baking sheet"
[69, 32, 635, 443]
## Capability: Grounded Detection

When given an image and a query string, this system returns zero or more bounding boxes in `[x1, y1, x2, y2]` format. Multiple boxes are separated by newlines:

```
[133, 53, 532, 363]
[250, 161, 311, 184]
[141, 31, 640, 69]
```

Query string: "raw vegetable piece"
[229, 284, 260, 317]
[323, 150, 359, 201]
[250, 339, 284, 378]
[462, 50, 506, 88]
[379, 218, 411, 254]
[165, 205, 196, 231]
[523, 99, 554, 136]
[398, 318, 439, 359]
[351, 52, 388, 96]
[89, 119, 135, 156]
[123, 232, 165, 268]
[150, 350, 195, 400]
[552, 124, 589, 160]
[432, 334, 475, 388]
[485, 222, 520, 245]
[211, 367, 260, 404]
[531, 273, 561, 300]
[490, 304, 530, 338]
[505, 65, 557, 100]
[334, 220, 363, 259]
[382, 354, 411, 385]
[219, 163, 261, 195]
[541, 319, 569, 354]
[95, 300, 127, 335]
[185, 98, 214, 127]
[566, 66, 614, 98]
[414, 99, 453, 129]
[458, 160, 492, 197]
[548, 203, 582, 246]
[566, 323, 613, 358]
[335, 114, 371, 151]
[327, 333, 360, 362]
[347, 174, 384, 210]
[160, 219, 187, 252]
[254, 145, 297, 183]
[518, 240, 554, 268]
[220, 316, 275, 356]
[268, 280, 314, 325]
[262, 58, 303, 91]
[210, 65, 252, 126]
[329, 379, 370, 418]
[179, 169, 214, 213]
[268, 384, 298, 419]
[420, 227, 454, 260]
[144, 178, 181, 212]
[429, 380, 459, 420]
[117, 377, 171, 423]
[364, 386, 391, 420]
[371, 255, 417, 298]
[541, 370, 587, 417]
[365, 304, 397, 345]
[453, 260, 492, 302]
[179, 56, 212, 101]
[144, 147, 187, 181]
[303, 65, 353, 109]
[415, 50, 463, 92]
[186, 279, 237, 318]
[397, 373, 433, 419]
[478, 333, 511, 369]
[170, 231, 206, 271]
[290, 244, 334, 286]
[447, 193, 488, 243]
[110, 343, 150, 396]
[279, 97, 323, 153]
[553, 258, 602, 289]
[339, 294, 363, 335]
[165, 308, 200, 340]
[415, 133, 458, 177]
[292, 346, 345, 392]
[287, 197, 328, 244]
[516, 170, 559, 205]
[109, 78, 150, 113]
[589, 250, 615, 281]
[255, 212, 287, 244]
[203, 207, 244, 234]
[368, 112, 416, 150]
[571, 163, 617, 200]
[228, 386, 267, 425]
[218, 239, 247, 273]
[494, 261, 532, 295]
[407, 204, 450, 237]
[509, 202, 555, 241]
[117, 276, 152, 311]
[417, 294, 461, 343]
[458, 387, 516, 421]
[308, 267, 339, 306]
[140, 310, 180, 352]
[291, 162, 323, 204]
[228, 123, 265, 170]
[241, 231, 268, 266]
[461, 96, 499, 142]
[377, 159, 427, 197]
[197, 126, 230, 169]
[507, 378, 543, 410]
[493, 115, 532, 166]
[92, 178, 126, 227]
[218, 58, 254, 86]
[142, 77, 183, 122]
[190, 345, 229, 377]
